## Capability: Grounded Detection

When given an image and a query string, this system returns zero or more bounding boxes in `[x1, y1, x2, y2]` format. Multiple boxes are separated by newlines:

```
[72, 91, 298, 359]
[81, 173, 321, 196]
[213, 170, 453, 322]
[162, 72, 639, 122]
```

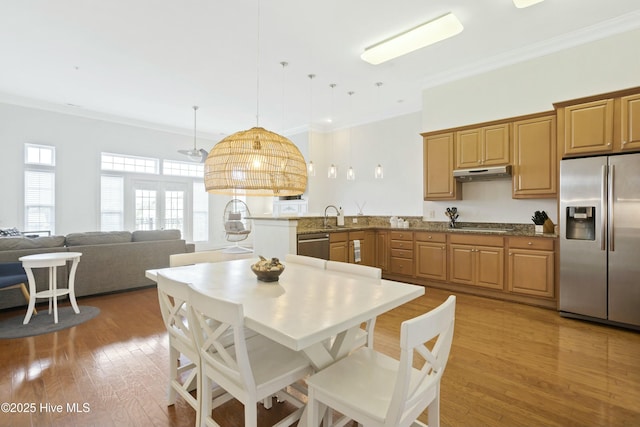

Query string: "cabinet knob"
[509, 252, 513, 256]
[528, 241, 532, 245]
[428, 236, 432, 239]
[622, 140, 627, 145]
[441, 246, 446, 250]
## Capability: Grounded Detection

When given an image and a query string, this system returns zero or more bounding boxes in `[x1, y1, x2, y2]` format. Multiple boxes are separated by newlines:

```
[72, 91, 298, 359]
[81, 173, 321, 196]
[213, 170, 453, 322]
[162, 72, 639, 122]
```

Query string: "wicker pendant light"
[204, 0, 307, 196]
[204, 127, 307, 196]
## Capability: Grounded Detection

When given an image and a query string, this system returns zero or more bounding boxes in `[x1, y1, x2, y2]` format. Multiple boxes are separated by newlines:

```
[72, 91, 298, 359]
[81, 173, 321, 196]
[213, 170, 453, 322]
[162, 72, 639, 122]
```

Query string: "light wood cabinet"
[512, 113, 557, 199]
[348, 230, 376, 266]
[559, 99, 614, 156]
[331, 231, 376, 266]
[449, 234, 504, 290]
[415, 232, 447, 281]
[620, 93, 640, 151]
[422, 132, 461, 200]
[389, 231, 413, 277]
[456, 123, 510, 169]
[507, 237, 554, 298]
[329, 232, 348, 262]
[555, 87, 640, 158]
[376, 230, 389, 272]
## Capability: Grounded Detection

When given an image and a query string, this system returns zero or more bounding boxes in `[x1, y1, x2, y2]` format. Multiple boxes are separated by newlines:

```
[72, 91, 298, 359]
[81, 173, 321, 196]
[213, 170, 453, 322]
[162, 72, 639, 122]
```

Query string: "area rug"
[0, 306, 100, 339]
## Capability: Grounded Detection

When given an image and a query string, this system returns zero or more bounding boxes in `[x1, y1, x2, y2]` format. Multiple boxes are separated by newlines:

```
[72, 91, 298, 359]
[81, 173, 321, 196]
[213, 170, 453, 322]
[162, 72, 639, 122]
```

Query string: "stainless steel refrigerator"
[559, 153, 640, 329]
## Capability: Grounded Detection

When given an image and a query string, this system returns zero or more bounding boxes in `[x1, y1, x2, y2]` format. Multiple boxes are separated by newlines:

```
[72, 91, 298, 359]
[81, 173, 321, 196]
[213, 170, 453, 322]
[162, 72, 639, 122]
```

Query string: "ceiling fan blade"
[199, 148, 209, 163]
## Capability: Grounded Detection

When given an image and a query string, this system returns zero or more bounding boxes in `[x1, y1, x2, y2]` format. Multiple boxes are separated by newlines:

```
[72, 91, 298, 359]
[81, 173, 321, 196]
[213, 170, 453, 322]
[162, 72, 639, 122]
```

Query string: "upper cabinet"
[555, 87, 640, 158]
[620, 93, 640, 151]
[456, 123, 510, 169]
[558, 98, 614, 156]
[422, 132, 461, 200]
[512, 113, 557, 199]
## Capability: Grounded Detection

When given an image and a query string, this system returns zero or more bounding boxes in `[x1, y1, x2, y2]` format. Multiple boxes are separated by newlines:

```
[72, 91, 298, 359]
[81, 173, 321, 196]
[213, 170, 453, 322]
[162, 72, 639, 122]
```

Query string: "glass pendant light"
[346, 91, 355, 181]
[307, 74, 316, 176]
[374, 82, 385, 179]
[328, 83, 338, 179]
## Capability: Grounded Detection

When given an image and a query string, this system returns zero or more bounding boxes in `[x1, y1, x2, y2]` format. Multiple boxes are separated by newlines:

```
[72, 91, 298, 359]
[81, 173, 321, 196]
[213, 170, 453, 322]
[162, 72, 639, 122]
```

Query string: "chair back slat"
[157, 273, 196, 356]
[387, 295, 456, 425]
[188, 289, 257, 394]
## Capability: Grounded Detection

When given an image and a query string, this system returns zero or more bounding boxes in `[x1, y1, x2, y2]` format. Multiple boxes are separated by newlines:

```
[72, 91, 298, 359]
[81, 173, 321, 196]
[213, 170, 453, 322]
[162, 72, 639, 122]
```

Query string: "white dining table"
[146, 258, 424, 370]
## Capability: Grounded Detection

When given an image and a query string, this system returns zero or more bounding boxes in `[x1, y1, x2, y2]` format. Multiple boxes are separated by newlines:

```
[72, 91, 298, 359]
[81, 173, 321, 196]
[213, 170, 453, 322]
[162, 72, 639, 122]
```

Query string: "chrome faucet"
[323, 205, 340, 228]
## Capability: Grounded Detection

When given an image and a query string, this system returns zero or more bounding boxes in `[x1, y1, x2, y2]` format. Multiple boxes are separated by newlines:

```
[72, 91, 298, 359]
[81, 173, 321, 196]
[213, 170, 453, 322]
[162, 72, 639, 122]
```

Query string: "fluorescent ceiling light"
[361, 12, 463, 65]
[513, 0, 544, 8]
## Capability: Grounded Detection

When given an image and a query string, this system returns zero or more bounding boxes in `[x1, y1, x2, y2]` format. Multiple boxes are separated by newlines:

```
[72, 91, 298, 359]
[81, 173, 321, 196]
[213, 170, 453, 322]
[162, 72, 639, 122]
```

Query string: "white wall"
[301, 112, 423, 217]
[0, 102, 235, 246]
[421, 27, 640, 225]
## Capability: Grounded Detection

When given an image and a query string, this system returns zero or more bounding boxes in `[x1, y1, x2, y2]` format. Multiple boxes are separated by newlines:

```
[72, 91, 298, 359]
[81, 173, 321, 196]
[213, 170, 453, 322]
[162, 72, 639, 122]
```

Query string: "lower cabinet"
[448, 234, 504, 290]
[507, 237, 555, 298]
[329, 232, 348, 262]
[415, 232, 447, 281]
[329, 230, 376, 267]
[376, 230, 389, 272]
[389, 231, 414, 277]
[324, 228, 557, 308]
[348, 230, 376, 266]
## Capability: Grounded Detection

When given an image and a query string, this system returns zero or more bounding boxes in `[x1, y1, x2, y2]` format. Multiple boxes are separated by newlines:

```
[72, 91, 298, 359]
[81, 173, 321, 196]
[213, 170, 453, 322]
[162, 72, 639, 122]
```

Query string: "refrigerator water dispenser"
[566, 206, 595, 240]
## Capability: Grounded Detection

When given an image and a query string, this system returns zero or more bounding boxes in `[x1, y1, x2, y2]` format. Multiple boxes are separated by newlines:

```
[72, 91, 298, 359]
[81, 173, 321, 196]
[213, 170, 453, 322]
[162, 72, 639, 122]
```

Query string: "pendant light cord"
[255, 0, 261, 127]
[193, 105, 198, 150]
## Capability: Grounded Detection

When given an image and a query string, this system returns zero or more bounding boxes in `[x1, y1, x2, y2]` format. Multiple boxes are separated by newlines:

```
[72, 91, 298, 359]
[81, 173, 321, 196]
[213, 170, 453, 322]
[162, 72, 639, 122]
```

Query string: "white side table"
[19, 252, 82, 324]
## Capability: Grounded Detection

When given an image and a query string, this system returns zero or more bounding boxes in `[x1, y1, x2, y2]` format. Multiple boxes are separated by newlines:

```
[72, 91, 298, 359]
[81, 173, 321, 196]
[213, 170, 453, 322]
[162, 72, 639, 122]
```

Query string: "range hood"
[453, 165, 512, 182]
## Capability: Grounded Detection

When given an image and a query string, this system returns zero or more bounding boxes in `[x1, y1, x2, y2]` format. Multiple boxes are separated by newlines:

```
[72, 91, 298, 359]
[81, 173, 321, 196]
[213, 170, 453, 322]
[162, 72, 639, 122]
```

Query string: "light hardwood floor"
[1, 286, 639, 427]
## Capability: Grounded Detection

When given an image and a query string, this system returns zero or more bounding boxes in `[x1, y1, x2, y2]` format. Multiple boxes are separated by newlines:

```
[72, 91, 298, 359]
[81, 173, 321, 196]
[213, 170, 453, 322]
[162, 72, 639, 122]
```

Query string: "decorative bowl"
[251, 256, 285, 282]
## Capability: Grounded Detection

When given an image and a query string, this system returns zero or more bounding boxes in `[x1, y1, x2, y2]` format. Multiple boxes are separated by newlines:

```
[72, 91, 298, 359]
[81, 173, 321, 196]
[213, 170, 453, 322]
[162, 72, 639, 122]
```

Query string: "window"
[192, 181, 209, 241]
[101, 153, 158, 174]
[100, 176, 124, 231]
[135, 189, 158, 230]
[25, 144, 55, 166]
[100, 153, 209, 241]
[24, 144, 55, 233]
[164, 190, 185, 235]
[163, 160, 204, 177]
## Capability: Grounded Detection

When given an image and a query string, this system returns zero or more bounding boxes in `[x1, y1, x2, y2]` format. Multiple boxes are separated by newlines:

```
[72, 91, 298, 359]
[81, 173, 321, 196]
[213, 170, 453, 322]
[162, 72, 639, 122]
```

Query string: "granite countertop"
[295, 217, 558, 238]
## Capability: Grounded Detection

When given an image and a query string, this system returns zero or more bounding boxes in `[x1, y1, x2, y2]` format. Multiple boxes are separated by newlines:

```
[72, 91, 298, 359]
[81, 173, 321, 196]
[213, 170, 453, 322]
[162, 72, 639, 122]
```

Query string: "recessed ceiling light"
[513, 0, 544, 8]
[361, 12, 464, 65]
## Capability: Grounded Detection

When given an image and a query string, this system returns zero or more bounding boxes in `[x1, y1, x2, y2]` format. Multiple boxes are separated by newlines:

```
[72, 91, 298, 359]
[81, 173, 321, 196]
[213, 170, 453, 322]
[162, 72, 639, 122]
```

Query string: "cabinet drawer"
[390, 239, 412, 250]
[391, 248, 413, 259]
[415, 232, 447, 243]
[508, 237, 554, 251]
[390, 231, 413, 241]
[390, 257, 414, 275]
[449, 233, 504, 247]
[330, 232, 348, 243]
[348, 231, 365, 240]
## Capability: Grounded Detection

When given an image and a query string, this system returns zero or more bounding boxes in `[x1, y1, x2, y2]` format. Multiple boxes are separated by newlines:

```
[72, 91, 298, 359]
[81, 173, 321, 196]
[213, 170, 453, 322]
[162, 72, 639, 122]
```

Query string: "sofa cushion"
[132, 229, 181, 242]
[65, 231, 132, 246]
[0, 235, 66, 250]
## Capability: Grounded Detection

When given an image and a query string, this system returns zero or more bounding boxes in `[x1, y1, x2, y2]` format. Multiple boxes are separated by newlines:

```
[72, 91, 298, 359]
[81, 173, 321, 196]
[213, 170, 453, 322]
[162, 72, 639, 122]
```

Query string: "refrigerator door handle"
[601, 165, 607, 251]
[609, 164, 615, 252]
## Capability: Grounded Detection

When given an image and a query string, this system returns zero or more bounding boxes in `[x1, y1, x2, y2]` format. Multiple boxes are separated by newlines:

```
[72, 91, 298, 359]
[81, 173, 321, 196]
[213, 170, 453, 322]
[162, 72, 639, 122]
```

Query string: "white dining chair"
[326, 260, 382, 349]
[284, 253, 327, 269]
[157, 273, 234, 427]
[170, 250, 254, 267]
[187, 286, 313, 427]
[306, 295, 456, 427]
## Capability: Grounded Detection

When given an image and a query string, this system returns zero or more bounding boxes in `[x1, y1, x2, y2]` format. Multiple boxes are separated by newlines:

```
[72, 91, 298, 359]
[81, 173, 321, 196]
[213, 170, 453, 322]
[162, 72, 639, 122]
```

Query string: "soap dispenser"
[337, 206, 345, 226]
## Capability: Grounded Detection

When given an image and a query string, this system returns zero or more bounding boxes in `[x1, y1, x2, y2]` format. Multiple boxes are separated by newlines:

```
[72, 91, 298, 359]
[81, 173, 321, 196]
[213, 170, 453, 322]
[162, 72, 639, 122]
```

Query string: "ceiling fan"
[178, 105, 208, 162]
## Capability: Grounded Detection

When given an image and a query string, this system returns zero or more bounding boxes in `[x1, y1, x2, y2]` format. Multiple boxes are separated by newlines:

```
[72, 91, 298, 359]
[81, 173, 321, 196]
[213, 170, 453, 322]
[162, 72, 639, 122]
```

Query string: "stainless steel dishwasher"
[297, 232, 330, 260]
